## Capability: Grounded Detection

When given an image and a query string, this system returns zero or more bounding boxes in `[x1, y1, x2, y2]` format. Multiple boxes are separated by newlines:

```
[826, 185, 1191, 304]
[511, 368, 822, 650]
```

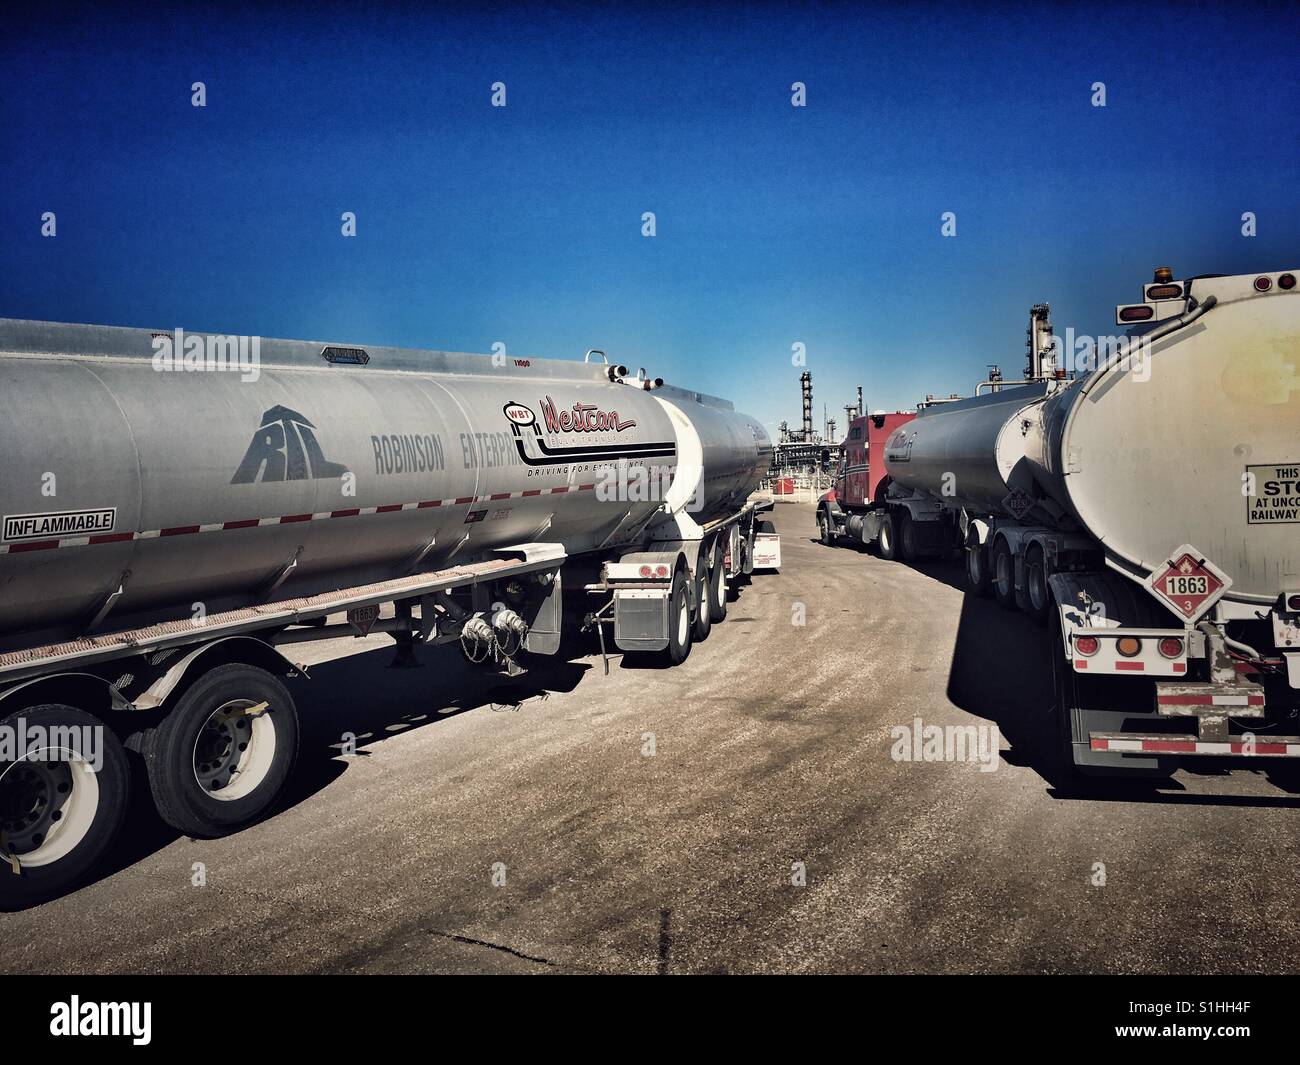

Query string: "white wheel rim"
[714, 567, 726, 609]
[0, 750, 100, 869]
[193, 699, 277, 802]
[881, 524, 892, 552]
[677, 592, 689, 644]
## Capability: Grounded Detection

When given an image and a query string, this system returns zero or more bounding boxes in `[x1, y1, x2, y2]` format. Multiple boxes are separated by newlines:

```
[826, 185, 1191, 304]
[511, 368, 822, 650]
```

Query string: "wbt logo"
[232, 405, 350, 484]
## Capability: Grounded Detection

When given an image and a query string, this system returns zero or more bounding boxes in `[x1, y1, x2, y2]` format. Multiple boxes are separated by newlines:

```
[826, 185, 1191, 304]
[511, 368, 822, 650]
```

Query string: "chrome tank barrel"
[883, 275, 1298, 604]
[882, 385, 1049, 512]
[1023, 278, 1298, 604]
[0, 320, 771, 642]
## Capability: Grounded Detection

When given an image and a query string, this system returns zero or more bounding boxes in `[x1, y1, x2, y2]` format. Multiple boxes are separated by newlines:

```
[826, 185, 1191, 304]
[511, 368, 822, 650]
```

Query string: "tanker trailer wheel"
[664, 563, 693, 665]
[144, 664, 299, 838]
[876, 512, 899, 560]
[1024, 544, 1052, 626]
[691, 559, 712, 643]
[991, 539, 1018, 611]
[897, 512, 920, 562]
[965, 545, 992, 596]
[817, 511, 836, 546]
[0, 704, 129, 908]
[707, 543, 728, 624]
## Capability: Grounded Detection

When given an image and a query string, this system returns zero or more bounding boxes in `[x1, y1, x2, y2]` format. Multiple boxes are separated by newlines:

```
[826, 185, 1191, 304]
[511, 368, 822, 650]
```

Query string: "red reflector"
[1119, 305, 1154, 322]
[1075, 636, 1100, 656]
[1146, 283, 1182, 300]
[1280, 274, 1296, 290]
[1254, 275, 1272, 291]
[1158, 637, 1184, 659]
[638, 565, 652, 577]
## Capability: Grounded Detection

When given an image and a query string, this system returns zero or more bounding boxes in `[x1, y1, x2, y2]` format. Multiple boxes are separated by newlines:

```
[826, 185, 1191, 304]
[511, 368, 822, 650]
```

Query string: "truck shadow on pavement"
[72, 643, 594, 908]
[921, 559, 1300, 807]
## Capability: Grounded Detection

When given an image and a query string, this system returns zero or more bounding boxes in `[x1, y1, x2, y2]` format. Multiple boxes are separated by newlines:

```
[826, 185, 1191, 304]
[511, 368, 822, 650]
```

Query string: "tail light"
[1285, 593, 1300, 611]
[1146, 283, 1183, 300]
[1254, 276, 1273, 292]
[1075, 636, 1100, 656]
[1280, 274, 1296, 290]
[1116, 636, 1143, 657]
[1119, 305, 1154, 322]
[638, 565, 652, 578]
[1158, 637, 1184, 659]
[655, 565, 670, 578]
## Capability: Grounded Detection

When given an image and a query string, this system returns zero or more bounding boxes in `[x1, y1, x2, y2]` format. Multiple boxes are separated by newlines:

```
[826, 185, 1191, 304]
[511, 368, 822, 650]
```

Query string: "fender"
[132, 635, 305, 710]
[0, 672, 133, 717]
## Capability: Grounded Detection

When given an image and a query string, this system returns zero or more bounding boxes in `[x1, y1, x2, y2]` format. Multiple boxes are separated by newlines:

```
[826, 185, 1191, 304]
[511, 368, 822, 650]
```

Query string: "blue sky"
[2, 1, 1296, 436]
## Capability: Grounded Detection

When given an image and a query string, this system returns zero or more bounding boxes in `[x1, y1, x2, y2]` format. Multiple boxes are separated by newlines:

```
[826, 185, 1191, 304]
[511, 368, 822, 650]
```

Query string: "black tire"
[965, 544, 992, 596]
[143, 664, 299, 838]
[897, 511, 919, 561]
[817, 511, 835, 546]
[992, 539, 1018, 610]
[1046, 608, 1083, 779]
[664, 564, 693, 665]
[877, 512, 899, 560]
[691, 560, 712, 643]
[707, 543, 728, 623]
[0, 704, 130, 908]
[1024, 543, 1052, 627]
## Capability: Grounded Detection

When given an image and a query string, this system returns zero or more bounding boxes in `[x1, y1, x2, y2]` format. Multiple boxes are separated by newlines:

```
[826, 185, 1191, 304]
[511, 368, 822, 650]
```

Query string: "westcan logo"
[232, 405, 350, 484]
[504, 397, 674, 467]
[540, 395, 636, 433]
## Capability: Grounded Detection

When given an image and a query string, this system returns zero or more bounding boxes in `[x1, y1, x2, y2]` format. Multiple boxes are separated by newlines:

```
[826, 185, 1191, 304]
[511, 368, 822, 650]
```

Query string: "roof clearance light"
[1116, 636, 1143, 657]
[1279, 273, 1296, 290]
[1254, 276, 1273, 292]
[1075, 636, 1100, 656]
[1158, 637, 1184, 659]
[1119, 305, 1154, 322]
[1153, 266, 1174, 283]
[1146, 283, 1183, 299]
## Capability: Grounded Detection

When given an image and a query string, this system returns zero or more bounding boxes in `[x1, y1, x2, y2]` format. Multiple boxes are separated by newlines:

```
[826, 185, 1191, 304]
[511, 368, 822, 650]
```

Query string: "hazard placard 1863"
[1143, 544, 1232, 622]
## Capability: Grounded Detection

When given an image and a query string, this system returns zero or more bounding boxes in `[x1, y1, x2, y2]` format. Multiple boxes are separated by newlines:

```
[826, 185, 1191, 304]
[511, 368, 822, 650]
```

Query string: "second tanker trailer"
[0, 320, 780, 905]
[817, 267, 1300, 778]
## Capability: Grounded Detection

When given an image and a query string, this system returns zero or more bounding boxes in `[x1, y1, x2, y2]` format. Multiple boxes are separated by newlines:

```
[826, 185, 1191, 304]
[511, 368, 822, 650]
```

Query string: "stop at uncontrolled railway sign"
[1143, 544, 1232, 622]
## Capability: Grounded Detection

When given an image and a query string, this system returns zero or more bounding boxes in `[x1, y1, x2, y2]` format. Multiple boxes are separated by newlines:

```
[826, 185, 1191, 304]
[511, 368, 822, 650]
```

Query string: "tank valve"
[491, 608, 529, 638]
[462, 615, 494, 643]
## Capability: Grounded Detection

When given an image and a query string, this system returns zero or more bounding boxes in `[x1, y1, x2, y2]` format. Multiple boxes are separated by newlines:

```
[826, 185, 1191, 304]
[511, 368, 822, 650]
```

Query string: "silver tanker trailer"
[840, 267, 1299, 776]
[0, 320, 780, 904]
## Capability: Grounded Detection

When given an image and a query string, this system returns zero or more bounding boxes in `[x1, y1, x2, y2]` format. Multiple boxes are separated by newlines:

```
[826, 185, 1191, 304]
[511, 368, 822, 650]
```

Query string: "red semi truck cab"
[825, 410, 917, 509]
[816, 409, 920, 549]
